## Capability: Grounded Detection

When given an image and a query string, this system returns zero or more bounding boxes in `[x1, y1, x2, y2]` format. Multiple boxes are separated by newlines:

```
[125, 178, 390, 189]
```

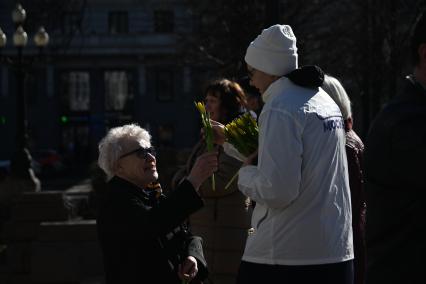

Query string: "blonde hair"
[98, 124, 151, 179]
[322, 75, 352, 120]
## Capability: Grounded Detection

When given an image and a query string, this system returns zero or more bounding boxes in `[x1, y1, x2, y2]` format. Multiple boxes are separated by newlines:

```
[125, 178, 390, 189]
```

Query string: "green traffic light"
[0, 116, 5, 125]
[60, 115, 68, 123]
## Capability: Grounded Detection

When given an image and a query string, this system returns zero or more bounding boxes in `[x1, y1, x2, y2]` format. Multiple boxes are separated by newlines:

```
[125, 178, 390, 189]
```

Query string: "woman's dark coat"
[96, 176, 207, 283]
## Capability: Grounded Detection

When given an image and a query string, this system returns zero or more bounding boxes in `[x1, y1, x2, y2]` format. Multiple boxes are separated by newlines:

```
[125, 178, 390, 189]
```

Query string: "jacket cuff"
[186, 236, 208, 280]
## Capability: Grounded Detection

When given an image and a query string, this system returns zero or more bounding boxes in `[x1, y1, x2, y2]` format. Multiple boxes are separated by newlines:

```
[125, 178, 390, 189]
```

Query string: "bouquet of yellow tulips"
[194, 101, 216, 191]
[224, 112, 259, 157]
[224, 112, 259, 189]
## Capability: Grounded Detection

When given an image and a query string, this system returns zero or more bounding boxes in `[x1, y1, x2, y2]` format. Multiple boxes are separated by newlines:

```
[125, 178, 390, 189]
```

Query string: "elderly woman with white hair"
[96, 124, 217, 284]
[322, 75, 366, 284]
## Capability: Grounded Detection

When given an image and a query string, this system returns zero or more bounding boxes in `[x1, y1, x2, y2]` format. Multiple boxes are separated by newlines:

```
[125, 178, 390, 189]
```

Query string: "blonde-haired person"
[322, 75, 366, 284]
[172, 78, 251, 284]
[96, 124, 217, 284]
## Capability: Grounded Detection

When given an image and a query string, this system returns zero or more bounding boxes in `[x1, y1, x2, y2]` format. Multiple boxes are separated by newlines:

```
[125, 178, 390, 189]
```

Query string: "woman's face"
[204, 93, 222, 122]
[247, 64, 279, 94]
[116, 140, 158, 188]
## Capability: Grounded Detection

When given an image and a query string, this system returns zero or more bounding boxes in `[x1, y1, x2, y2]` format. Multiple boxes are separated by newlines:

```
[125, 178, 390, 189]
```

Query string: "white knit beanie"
[245, 24, 298, 76]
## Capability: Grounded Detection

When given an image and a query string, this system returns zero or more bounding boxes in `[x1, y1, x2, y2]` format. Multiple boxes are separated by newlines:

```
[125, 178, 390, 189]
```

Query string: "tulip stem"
[195, 101, 216, 191]
[225, 171, 238, 190]
[211, 173, 216, 192]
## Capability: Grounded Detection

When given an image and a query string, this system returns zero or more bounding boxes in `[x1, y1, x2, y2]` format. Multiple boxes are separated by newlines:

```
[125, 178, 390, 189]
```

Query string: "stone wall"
[0, 190, 104, 284]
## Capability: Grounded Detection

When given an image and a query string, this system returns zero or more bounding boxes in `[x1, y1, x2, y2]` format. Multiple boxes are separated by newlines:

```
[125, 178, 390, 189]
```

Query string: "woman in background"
[172, 79, 251, 284]
[323, 75, 366, 284]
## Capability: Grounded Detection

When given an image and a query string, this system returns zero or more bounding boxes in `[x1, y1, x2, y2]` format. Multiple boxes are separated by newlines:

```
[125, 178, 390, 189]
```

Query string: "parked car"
[0, 150, 65, 179]
[0, 159, 39, 178]
[32, 149, 65, 176]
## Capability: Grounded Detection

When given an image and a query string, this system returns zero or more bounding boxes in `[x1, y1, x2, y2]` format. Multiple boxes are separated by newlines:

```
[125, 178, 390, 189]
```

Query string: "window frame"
[108, 11, 129, 34]
[154, 10, 175, 33]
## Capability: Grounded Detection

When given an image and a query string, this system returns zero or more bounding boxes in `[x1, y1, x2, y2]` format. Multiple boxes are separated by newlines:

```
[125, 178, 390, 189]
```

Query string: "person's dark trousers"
[236, 260, 354, 284]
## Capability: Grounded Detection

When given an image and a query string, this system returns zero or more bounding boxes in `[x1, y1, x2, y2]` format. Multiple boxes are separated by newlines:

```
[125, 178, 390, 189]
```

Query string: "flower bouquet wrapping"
[223, 112, 259, 189]
[194, 101, 215, 191]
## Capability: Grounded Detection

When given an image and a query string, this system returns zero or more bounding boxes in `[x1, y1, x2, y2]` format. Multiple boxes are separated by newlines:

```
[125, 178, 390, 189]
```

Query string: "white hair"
[322, 75, 352, 120]
[98, 124, 151, 179]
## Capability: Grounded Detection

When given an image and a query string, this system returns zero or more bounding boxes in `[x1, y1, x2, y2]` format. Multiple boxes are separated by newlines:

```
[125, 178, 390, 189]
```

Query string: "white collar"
[262, 77, 291, 103]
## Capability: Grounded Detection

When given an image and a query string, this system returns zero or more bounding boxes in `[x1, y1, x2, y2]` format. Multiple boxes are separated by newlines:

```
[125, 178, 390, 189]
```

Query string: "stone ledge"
[1, 221, 40, 241]
[14, 191, 65, 204]
[31, 240, 103, 283]
[10, 191, 70, 221]
[38, 220, 98, 241]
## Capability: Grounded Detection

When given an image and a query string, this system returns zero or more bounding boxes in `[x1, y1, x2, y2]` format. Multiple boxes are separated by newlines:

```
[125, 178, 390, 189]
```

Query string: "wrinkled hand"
[178, 256, 198, 282]
[187, 151, 218, 190]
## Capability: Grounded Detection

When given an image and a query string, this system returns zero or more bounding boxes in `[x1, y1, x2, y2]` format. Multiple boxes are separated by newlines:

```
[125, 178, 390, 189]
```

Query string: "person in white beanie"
[211, 24, 354, 284]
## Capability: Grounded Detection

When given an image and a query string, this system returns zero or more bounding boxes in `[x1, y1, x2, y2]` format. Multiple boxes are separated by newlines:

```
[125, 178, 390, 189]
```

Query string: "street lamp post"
[0, 3, 49, 191]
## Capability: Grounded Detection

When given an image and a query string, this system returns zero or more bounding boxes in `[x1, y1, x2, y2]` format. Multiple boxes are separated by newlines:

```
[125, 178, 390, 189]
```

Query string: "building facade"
[0, 0, 205, 166]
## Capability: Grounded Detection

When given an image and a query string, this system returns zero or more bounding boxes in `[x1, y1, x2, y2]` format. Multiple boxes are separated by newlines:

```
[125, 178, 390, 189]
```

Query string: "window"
[109, 11, 128, 34]
[62, 12, 81, 35]
[154, 10, 174, 33]
[155, 70, 174, 102]
[61, 71, 90, 111]
[104, 71, 134, 111]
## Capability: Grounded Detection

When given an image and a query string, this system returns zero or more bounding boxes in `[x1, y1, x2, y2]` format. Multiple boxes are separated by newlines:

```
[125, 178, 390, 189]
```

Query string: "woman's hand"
[210, 120, 226, 145]
[243, 149, 259, 166]
[187, 151, 218, 190]
[178, 256, 198, 282]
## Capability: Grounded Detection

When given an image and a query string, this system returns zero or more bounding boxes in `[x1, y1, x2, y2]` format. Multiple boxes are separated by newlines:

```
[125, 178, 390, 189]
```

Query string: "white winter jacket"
[230, 77, 354, 265]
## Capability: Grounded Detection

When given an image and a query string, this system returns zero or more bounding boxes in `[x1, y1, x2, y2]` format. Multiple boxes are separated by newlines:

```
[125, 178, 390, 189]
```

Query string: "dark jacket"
[96, 176, 208, 283]
[364, 76, 426, 284]
[345, 128, 366, 284]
